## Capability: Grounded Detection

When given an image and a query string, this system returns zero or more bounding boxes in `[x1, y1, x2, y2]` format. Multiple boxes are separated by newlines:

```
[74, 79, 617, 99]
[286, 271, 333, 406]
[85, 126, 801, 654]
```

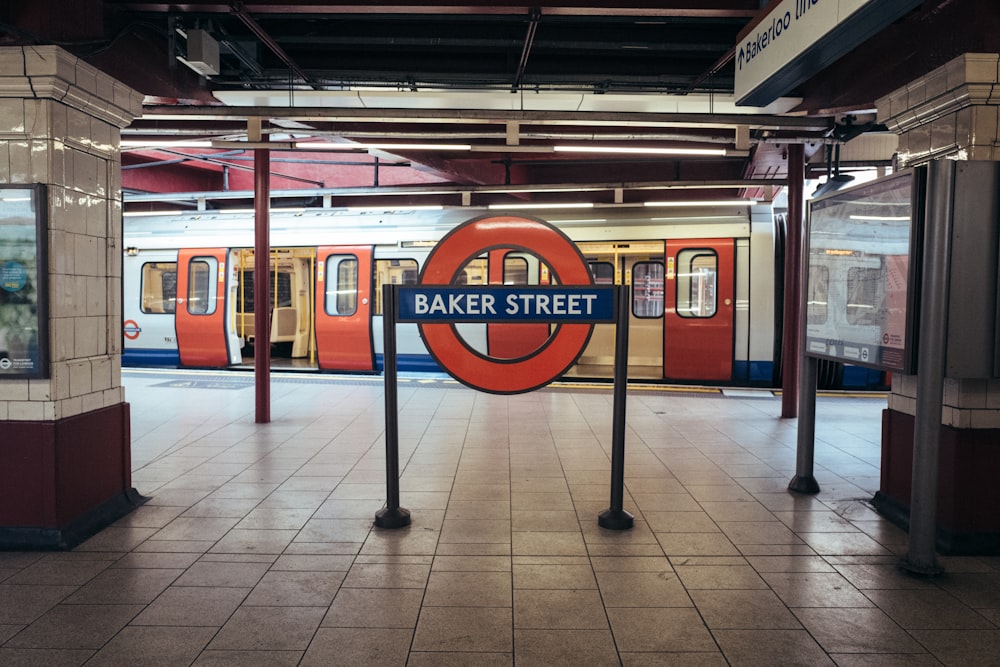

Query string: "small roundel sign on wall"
[394, 215, 616, 394]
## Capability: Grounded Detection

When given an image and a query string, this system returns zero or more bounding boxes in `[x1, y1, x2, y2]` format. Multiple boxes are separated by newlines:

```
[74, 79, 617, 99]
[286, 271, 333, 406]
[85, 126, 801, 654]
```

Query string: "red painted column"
[254, 148, 271, 423]
[781, 144, 805, 418]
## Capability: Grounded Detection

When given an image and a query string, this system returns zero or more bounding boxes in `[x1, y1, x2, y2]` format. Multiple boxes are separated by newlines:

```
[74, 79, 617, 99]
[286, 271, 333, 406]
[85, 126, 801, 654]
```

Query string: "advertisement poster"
[0, 185, 47, 378]
[805, 170, 918, 372]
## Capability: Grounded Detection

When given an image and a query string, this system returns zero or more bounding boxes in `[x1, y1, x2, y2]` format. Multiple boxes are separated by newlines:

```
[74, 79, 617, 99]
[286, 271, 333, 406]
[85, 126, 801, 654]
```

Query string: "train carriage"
[121, 204, 878, 388]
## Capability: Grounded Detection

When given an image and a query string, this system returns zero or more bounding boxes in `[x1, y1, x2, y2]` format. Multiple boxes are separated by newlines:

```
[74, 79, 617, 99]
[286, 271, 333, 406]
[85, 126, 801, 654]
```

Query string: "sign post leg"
[375, 284, 411, 529]
[599, 285, 634, 530]
[788, 355, 820, 493]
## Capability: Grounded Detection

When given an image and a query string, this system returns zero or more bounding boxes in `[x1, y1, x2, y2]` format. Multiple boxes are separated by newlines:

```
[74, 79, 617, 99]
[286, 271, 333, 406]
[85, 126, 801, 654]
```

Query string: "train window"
[504, 256, 529, 285]
[375, 258, 418, 314]
[140, 262, 176, 314]
[847, 266, 884, 326]
[632, 261, 664, 318]
[675, 250, 717, 318]
[187, 258, 217, 315]
[807, 265, 829, 324]
[325, 255, 358, 316]
[589, 262, 614, 285]
[458, 258, 488, 285]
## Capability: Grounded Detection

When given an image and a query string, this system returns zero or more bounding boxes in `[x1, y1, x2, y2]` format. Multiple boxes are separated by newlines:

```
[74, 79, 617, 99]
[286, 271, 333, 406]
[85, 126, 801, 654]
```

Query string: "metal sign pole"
[788, 355, 820, 493]
[375, 284, 411, 529]
[599, 285, 634, 530]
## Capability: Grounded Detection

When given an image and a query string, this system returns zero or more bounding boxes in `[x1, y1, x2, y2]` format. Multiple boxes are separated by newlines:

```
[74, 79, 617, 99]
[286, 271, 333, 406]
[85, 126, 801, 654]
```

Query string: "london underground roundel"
[418, 215, 595, 394]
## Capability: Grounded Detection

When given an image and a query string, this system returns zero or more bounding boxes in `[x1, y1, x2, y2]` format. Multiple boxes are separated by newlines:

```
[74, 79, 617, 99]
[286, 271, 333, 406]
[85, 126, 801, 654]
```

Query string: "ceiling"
[2, 0, 996, 210]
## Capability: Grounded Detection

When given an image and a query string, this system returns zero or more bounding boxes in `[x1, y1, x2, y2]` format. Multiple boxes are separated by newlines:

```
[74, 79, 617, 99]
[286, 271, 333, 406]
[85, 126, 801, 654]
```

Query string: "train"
[121, 204, 887, 389]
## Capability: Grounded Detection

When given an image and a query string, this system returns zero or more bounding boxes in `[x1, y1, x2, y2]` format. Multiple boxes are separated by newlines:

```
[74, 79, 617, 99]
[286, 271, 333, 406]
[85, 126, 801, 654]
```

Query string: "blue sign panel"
[397, 286, 616, 323]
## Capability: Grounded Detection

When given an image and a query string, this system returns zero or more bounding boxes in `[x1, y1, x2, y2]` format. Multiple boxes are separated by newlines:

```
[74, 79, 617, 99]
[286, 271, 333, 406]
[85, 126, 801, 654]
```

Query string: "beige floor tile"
[341, 562, 430, 588]
[412, 606, 512, 652]
[300, 627, 412, 666]
[86, 626, 216, 666]
[209, 529, 298, 555]
[193, 649, 304, 666]
[864, 589, 996, 630]
[655, 532, 740, 556]
[514, 628, 619, 666]
[745, 555, 835, 573]
[794, 607, 924, 654]
[674, 564, 768, 589]
[270, 554, 355, 571]
[130, 585, 250, 626]
[243, 570, 344, 606]
[827, 654, 941, 666]
[620, 652, 728, 666]
[607, 607, 717, 652]
[439, 518, 511, 543]
[512, 531, 587, 556]
[696, 500, 777, 523]
[207, 606, 325, 651]
[4, 604, 145, 649]
[322, 587, 424, 628]
[713, 629, 835, 666]
[689, 589, 801, 629]
[761, 571, 873, 607]
[4, 558, 111, 586]
[0, 648, 95, 666]
[595, 570, 691, 607]
[513, 563, 597, 589]
[172, 561, 270, 588]
[150, 517, 240, 542]
[514, 588, 609, 629]
[407, 651, 513, 666]
[0, 585, 78, 624]
[908, 628, 1000, 666]
[63, 567, 182, 604]
[423, 570, 511, 607]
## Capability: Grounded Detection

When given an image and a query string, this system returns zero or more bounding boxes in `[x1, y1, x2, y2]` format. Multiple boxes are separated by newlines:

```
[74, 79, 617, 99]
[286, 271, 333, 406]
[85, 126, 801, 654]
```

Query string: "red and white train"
[121, 204, 885, 388]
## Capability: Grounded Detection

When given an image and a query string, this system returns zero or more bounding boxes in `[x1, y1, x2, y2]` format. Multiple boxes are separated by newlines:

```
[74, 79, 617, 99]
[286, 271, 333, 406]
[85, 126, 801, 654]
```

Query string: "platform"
[1, 370, 998, 665]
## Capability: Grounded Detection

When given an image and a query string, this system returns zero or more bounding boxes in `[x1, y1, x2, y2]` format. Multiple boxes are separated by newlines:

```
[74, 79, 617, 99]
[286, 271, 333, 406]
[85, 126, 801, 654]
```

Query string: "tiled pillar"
[874, 53, 1000, 553]
[0, 46, 144, 549]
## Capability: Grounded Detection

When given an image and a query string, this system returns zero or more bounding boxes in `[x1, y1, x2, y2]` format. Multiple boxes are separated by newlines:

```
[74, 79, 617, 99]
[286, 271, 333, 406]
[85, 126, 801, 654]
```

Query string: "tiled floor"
[2, 369, 999, 666]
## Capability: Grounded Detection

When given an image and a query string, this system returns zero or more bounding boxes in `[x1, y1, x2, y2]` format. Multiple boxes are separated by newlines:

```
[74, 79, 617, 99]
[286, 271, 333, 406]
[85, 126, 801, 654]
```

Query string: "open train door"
[315, 246, 375, 371]
[664, 239, 735, 382]
[175, 248, 240, 367]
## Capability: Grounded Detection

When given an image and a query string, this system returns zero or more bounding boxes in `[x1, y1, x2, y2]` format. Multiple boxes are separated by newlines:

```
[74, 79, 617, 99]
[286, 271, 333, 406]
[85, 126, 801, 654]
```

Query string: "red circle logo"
[123, 320, 141, 340]
[418, 215, 594, 394]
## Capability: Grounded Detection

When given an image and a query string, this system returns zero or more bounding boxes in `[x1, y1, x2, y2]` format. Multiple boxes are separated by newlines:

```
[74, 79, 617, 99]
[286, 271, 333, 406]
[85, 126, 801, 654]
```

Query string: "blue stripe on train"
[122, 349, 181, 367]
[375, 353, 442, 374]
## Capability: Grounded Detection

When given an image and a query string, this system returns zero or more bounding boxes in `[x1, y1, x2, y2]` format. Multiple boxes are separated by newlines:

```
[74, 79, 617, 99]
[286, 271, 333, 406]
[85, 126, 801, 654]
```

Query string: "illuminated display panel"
[0, 184, 48, 379]
[804, 170, 922, 373]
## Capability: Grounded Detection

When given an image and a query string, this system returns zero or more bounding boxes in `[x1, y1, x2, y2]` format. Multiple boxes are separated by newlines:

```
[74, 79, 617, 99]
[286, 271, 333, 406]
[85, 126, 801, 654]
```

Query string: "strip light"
[297, 142, 472, 151]
[643, 199, 757, 207]
[487, 202, 595, 210]
[554, 145, 727, 156]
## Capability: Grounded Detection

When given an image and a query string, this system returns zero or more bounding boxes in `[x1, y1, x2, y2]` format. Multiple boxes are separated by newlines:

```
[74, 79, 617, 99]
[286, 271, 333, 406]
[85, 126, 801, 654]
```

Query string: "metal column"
[254, 148, 271, 424]
[781, 144, 806, 418]
[902, 160, 953, 576]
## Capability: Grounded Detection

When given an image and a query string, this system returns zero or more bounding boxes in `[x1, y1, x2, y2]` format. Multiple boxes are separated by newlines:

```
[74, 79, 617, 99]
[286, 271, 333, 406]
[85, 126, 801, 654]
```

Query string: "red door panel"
[486, 249, 550, 359]
[664, 239, 735, 382]
[176, 248, 231, 367]
[315, 246, 374, 371]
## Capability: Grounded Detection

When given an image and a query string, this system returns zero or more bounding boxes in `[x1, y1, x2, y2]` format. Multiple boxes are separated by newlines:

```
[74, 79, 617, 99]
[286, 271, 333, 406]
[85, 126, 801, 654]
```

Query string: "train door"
[175, 248, 239, 367]
[315, 246, 374, 371]
[664, 239, 735, 381]
[567, 242, 664, 379]
[486, 249, 550, 358]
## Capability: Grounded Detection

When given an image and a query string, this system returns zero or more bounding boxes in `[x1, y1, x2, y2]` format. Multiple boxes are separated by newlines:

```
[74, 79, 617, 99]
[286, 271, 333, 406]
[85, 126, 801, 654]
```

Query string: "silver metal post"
[903, 160, 953, 576]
